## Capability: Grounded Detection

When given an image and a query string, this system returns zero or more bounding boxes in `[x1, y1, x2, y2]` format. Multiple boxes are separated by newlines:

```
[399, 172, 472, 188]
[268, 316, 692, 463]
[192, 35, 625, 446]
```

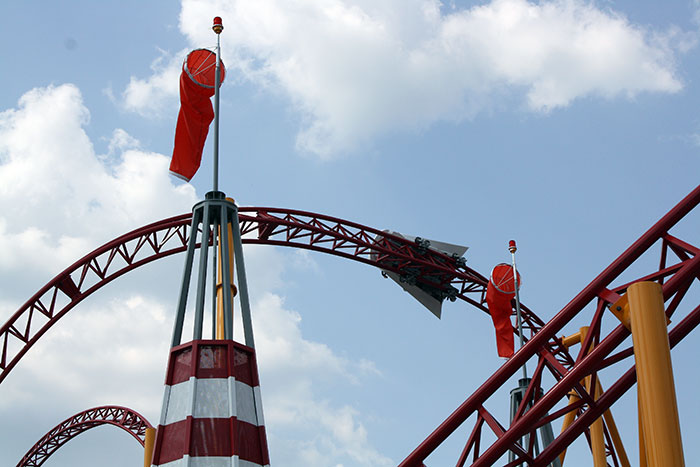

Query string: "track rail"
[0, 207, 556, 387]
[16, 405, 151, 467]
[400, 184, 700, 466]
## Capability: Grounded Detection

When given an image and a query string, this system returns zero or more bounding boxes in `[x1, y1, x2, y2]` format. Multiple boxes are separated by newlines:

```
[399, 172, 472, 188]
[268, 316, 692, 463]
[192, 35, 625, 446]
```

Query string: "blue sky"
[0, 1, 699, 466]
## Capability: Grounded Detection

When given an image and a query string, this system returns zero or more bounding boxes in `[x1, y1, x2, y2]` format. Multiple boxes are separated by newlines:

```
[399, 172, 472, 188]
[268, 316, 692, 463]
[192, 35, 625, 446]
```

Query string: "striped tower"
[151, 340, 269, 466]
[150, 16, 270, 467]
[146, 191, 269, 465]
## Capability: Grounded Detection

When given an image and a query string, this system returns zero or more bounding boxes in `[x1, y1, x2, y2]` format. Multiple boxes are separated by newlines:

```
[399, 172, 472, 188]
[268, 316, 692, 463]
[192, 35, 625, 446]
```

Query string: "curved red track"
[2, 185, 699, 465]
[0, 206, 554, 387]
[16, 405, 152, 467]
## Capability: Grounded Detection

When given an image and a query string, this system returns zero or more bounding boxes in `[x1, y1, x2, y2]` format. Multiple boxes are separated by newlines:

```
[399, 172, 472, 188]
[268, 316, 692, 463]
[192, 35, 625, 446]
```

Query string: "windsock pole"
[212, 16, 223, 192]
[155, 18, 270, 467]
[509, 240, 527, 379]
[211, 17, 223, 336]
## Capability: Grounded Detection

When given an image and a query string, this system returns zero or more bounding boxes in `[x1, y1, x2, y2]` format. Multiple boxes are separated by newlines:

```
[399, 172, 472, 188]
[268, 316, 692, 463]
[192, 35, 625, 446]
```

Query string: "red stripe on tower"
[150, 340, 270, 467]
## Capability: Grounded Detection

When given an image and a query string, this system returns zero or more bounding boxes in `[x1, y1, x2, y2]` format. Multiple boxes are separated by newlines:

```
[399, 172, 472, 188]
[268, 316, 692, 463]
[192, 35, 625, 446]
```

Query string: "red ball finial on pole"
[508, 240, 517, 253]
[213, 16, 223, 34]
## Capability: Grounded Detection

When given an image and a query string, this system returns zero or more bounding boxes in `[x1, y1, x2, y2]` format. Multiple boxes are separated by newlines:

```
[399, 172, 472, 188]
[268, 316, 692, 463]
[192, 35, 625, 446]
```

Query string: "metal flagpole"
[509, 240, 527, 379]
[212, 17, 223, 192]
[211, 17, 223, 338]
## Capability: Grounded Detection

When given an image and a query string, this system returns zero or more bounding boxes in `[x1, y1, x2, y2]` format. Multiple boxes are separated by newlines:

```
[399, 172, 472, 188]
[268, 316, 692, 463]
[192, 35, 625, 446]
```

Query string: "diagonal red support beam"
[399, 184, 700, 466]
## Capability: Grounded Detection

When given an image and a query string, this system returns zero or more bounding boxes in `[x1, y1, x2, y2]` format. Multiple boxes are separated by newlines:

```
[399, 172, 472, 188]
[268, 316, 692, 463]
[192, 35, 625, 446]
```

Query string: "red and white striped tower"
[149, 16, 270, 467]
[151, 341, 269, 466]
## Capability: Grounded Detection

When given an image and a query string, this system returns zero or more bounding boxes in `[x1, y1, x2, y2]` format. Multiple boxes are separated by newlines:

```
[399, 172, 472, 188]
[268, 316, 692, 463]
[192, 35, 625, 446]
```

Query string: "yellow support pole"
[561, 326, 601, 466]
[601, 395, 631, 467]
[579, 326, 592, 353]
[561, 331, 582, 348]
[588, 379, 607, 467]
[628, 281, 684, 467]
[558, 391, 580, 465]
[558, 385, 631, 467]
[216, 198, 237, 340]
[577, 326, 606, 467]
[143, 427, 156, 467]
[558, 326, 631, 467]
[559, 326, 588, 466]
[638, 394, 648, 467]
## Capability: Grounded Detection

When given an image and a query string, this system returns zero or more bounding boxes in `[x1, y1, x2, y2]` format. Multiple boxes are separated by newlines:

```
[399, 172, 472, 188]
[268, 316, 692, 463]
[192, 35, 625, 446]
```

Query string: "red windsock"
[485, 263, 521, 358]
[170, 49, 226, 182]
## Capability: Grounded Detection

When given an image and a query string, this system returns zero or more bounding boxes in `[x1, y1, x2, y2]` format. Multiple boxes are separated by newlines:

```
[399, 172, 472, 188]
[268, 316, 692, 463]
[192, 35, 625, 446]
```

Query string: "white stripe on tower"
[156, 456, 268, 467]
[160, 377, 262, 425]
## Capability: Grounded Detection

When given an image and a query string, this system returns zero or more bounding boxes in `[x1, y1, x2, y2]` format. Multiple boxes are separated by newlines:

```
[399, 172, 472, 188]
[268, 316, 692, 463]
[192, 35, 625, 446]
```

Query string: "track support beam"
[143, 427, 155, 467]
[629, 281, 685, 466]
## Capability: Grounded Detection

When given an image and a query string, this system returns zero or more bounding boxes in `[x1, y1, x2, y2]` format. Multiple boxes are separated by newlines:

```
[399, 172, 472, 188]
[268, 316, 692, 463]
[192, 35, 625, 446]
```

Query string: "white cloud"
[251, 293, 392, 466]
[0, 84, 197, 277]
[170, 0, 684, 157]
[0, 295, 172, 411]
[121, 48, 186, 117]
[691, 131, 700, 147]
[252, 293, 376, 383]
[107, 128, 141, 156]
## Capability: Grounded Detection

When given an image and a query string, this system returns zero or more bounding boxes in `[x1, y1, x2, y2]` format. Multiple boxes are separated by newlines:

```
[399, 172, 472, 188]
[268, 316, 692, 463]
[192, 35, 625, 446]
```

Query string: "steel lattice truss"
[2, 186, 698, 465]
[399, 185, 700, 466]
[0, 207, 556, 387]
[17, 405, 152, 467]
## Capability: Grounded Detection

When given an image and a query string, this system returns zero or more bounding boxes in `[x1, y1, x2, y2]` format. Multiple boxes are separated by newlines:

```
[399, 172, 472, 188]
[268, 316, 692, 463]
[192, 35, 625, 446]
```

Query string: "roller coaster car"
[372, 230, 468, 318]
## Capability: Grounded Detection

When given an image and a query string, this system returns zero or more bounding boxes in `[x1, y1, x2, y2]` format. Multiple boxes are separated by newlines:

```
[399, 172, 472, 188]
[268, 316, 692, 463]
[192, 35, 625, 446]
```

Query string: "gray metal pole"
[230, 204, 255, 348]
[212, 30, 221, 192]
[193, 203, 211, 340]
[210, 21, 223, 337]
[171, 208, 202, 347]
[211, 216, 219, 339]
[509, 240, 527, 380]
[509, 379, 537, 465]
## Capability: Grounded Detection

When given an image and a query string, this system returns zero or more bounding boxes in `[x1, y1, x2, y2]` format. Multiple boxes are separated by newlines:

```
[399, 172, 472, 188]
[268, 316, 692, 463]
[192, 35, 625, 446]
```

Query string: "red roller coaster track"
[400, 185, 700, 466]
[16, 405, 152, 467]
[2, 184, 699, 465]
[0, 206, 554, 387]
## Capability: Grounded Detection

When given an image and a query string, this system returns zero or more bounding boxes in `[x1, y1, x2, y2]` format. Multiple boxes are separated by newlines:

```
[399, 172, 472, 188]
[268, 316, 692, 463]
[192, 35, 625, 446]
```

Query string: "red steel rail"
[16, 405, 152, 467]
[0, 207, 556, 387]
[400, 184, 700, 466]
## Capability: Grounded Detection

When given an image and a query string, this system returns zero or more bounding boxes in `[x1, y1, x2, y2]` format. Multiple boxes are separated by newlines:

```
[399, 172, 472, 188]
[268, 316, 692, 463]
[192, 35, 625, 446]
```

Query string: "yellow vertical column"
[638, 396, 648, 467]
[558, 328, 630, 467]
[601, 399, 631, 467]
[588, 380, 606, 466]
[215, 198, 237, 340]
[558, 330, 583, 466]
[579, 326, 606, 467]
[558, 391, 580, 465]
[143, 427, 156, 467]
[628, 281, 684, 467]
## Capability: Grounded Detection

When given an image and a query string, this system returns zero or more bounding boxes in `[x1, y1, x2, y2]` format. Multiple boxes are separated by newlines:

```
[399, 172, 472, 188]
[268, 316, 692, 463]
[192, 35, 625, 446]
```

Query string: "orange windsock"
[170, 49, 226, 182]
[486, 263, 520, 358]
